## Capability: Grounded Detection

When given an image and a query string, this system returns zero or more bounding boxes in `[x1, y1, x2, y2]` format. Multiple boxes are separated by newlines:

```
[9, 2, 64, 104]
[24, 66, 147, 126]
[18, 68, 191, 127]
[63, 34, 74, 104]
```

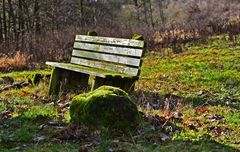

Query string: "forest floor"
[0, 35, 239, 152]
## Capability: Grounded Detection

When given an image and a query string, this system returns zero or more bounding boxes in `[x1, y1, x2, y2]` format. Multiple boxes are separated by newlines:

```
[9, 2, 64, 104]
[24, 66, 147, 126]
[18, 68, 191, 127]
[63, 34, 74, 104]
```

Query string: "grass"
[0, 35, 239, 151]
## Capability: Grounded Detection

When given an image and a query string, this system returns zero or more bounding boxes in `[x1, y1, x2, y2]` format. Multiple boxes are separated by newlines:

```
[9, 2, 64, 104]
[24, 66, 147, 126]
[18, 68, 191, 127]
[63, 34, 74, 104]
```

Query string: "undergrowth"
[0, 52, 27, 72]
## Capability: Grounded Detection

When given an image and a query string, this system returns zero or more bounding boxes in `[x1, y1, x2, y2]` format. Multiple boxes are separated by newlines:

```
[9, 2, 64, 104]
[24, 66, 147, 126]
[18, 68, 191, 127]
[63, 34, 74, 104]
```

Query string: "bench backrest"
[70, 35, 145, 76]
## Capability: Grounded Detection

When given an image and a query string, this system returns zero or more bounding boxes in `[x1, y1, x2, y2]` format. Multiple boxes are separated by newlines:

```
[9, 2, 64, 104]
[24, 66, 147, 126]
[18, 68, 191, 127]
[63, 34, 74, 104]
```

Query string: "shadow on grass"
[1, 111, 239, 152]
[88, 132, 239, 152]
[154, 139, 239, 152]
[184, 96, 240, 110]
[1, 89, 239, 152]
[0, 115, 66, 151]
[133, 90, 240, 110]
[131, 90, 240, 151]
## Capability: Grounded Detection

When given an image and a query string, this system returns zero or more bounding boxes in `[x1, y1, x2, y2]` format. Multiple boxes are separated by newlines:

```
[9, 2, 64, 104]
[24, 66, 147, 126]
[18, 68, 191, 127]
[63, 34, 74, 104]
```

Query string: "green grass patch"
[0, 69, 51, 82]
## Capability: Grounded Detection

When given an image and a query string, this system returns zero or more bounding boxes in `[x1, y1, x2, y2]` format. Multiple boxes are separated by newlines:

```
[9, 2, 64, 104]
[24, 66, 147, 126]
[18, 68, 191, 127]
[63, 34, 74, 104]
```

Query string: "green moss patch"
[70, 86, 139, 130]
[132, 34, 144, 40]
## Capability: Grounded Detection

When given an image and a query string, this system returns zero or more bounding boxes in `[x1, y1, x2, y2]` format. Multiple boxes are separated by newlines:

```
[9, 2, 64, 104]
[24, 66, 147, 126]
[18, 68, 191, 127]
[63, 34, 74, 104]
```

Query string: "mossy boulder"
[70, 86, 139, 130]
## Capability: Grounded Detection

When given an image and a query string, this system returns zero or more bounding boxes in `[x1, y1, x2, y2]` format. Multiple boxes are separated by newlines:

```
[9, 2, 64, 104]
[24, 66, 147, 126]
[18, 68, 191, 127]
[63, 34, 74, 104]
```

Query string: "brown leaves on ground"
[196, 107, 208, 113]
[53, 124, 100, 141]
[184, 113, 225, 131]
[136, 91, 184, 111]
[203, 114, 224, 121]
[208, 126, 231, 137]
[183, 119, 201, 130]
[0, 110, 13, 121]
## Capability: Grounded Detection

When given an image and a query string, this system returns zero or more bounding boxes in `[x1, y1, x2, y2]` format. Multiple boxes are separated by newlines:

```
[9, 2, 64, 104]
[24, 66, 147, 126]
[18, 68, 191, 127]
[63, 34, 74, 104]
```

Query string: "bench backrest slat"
[72, 49, 141, 67]
[74, 42, 143, 57]
[71, 57, 139, 76]
[75, 35, 144, 48]
[71, 35, 144, 76]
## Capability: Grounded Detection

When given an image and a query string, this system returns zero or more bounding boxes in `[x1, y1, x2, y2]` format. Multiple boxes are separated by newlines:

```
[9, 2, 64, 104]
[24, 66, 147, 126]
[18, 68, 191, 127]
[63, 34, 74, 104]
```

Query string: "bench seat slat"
[46, 62, 138, 79]
[74, 42, 143, 57]
[75, 35, 144, 48]
[71, 57, 139, 76]
[72, 49, 141, 67]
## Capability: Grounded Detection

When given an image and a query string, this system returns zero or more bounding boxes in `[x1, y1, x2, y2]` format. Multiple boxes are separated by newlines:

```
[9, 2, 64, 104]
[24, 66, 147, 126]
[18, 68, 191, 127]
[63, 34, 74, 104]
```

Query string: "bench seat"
[46, 61, 138, 80]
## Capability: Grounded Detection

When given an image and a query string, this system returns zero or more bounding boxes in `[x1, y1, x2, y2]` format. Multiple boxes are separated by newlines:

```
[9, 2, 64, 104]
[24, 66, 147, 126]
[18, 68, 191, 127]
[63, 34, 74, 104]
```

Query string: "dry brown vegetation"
[0, 51, 27, 72]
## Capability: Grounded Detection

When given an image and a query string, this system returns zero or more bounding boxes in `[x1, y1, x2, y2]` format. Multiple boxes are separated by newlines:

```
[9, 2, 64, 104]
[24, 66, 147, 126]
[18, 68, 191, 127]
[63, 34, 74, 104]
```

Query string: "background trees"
[0, 0, 239, 61]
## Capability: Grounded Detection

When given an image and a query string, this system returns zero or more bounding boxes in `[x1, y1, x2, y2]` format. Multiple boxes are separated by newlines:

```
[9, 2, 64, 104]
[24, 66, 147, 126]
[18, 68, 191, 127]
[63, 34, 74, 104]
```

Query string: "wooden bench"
[46, 33, 145, 96]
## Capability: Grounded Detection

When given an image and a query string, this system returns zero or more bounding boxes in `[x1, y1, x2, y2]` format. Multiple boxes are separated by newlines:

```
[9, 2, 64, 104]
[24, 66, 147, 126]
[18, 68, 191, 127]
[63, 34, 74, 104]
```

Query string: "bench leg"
[49, 68, 90, 97]
[48, 67, 63, 97]
[91, 76, 136, 92]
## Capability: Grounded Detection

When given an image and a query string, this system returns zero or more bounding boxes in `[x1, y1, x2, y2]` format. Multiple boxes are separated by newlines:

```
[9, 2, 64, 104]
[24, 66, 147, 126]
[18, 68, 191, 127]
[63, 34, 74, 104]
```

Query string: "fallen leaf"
[197, 107, 208, 113]
[33, 135, 47, 142]
[160, 133, 170, 141]
[19, 90, 29, 96]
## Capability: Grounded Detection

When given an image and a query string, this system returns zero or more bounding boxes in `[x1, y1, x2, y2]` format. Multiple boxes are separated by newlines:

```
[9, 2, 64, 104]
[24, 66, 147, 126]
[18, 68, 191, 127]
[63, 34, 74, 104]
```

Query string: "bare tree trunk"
[34, 0, 40, 33]
[22, 0, 31, 33]
[133, 0, 140, 23]
[79, 0, 84, 28]
[18, 0, 24, 50]
[142, 0, 149, 26]
[2, 0, 8, 40]
[149, 0, 154, 28]
[0, 9, 3, 42]
[158, 0, 166, 25]
[8, 0, 18, 48]
[92, 1, 98, 27]
[18, 0, 24, 35]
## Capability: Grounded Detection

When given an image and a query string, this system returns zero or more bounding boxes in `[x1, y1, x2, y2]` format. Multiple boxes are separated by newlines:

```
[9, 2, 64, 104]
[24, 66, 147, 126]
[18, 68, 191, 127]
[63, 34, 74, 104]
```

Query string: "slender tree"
[2, 0, 8, 40]
[149, 0, 154, 27]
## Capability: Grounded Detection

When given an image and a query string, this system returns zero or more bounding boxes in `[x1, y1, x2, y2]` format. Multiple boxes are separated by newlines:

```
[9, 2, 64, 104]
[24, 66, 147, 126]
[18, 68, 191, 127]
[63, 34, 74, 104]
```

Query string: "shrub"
[0, 51, 27, 72]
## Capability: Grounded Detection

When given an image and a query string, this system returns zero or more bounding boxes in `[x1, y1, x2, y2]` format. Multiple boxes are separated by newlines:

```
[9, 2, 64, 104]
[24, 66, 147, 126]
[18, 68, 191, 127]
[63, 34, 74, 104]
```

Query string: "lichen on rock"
[70, 86, 139, 130]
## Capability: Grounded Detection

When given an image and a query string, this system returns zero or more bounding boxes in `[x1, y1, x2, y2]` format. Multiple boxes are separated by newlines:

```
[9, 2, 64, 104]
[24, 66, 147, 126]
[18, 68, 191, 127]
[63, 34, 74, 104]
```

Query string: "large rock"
[70, 86, 139, 130]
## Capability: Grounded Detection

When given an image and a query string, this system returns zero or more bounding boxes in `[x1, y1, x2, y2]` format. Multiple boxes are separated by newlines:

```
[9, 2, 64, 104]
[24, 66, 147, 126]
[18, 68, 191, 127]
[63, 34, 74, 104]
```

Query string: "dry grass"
[0, 51, 27, 71]
[153, 29, 201, 46]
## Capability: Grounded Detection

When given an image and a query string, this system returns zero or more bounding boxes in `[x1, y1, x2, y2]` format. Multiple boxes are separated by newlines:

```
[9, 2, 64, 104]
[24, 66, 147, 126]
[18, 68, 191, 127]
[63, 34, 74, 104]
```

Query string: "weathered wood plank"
[72, 50, 141, 67]
[46, 62, 138, 79]
[70, 57, 139, 76]
[75, 35, 144, 48]
[46, 62, 106, 78]
[73, 42, 143, 57]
